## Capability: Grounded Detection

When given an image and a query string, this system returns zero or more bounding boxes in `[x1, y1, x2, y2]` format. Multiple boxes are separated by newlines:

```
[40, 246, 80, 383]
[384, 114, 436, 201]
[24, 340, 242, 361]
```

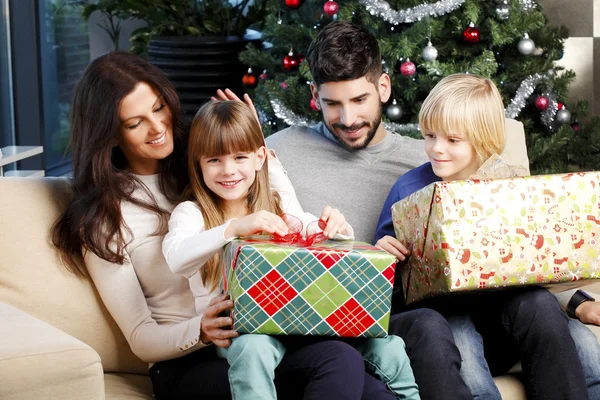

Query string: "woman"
[51, 51, 397, 400]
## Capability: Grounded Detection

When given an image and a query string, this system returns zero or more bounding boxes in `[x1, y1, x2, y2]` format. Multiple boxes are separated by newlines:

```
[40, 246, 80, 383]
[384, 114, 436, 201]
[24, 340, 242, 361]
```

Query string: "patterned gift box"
[222, 238, 396, 337]
[391, 172, 600, 304]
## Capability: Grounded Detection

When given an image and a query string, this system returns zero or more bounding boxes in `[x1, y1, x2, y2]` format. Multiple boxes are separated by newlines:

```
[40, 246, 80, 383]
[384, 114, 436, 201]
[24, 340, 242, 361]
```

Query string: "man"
[266, 20, 472, 400]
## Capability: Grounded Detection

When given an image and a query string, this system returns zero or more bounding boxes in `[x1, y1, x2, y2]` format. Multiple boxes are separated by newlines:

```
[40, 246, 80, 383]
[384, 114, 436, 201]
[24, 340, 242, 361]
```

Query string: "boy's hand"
[320, 206, 349, 238]
[226, 210, 289, 238]
[376, 235, 410, 261]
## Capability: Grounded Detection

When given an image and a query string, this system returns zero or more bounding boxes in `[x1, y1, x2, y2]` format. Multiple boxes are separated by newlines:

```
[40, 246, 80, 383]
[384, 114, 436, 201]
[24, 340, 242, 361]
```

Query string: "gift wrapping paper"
[222, 238, 396, 337]
[392, 172, 600, 304]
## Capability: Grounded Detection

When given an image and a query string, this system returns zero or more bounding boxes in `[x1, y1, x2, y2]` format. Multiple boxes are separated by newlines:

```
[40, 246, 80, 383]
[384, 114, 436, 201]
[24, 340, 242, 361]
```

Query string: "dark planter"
[147, 35, 257, 121]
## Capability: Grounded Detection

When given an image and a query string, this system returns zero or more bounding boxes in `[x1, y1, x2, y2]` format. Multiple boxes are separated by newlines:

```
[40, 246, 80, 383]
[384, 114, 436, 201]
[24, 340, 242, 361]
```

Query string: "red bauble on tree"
[259, 69, 268, 80]
[285, 0, 301, 8]
[282, 50, 300, 72]
[323, 0, 339, 16]
[400, 59, 416, 76]
[242, 68, 258, 89]
[557, 102, 564, 110]
[463, 23, 480, 44]
[535, 95, 549, 111]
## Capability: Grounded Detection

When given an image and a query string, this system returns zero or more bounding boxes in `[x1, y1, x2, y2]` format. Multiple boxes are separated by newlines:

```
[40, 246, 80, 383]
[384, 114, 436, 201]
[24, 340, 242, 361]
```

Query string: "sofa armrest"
[0, 301, 105, 400]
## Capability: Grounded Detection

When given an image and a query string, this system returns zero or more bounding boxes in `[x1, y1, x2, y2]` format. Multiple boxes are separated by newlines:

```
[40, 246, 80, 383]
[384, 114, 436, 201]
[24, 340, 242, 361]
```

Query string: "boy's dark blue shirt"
[374, 162, 441, 243]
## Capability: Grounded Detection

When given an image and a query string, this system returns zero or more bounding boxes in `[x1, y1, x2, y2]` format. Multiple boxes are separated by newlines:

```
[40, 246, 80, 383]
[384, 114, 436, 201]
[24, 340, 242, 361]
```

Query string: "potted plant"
[74, 0, 266, 119]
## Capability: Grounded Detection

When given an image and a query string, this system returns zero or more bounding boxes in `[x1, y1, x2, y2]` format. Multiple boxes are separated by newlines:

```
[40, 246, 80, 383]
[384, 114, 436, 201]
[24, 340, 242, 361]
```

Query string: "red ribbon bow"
[272, 213, 328, 247]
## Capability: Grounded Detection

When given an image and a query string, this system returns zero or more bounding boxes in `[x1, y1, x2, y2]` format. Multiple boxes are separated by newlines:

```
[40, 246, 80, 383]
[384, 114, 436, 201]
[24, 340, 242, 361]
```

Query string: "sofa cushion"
[0, 301, 104, 400]
[0, 177, 147, 374]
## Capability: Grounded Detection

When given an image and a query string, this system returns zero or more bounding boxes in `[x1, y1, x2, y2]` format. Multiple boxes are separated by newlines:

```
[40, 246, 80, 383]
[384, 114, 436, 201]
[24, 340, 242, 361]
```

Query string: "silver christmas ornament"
[556, 108, 571, 124]
[546, 68, 555, 78]
[422, 41, 438, 61]
[518, 33, 535, 55]
[386, 100, 403, 121]
[496, 3, 510, 20]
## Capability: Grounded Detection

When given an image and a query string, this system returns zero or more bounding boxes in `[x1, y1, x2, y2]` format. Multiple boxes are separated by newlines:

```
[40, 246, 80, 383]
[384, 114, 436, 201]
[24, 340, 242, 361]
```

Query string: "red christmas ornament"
[557, 102, 564, 110]
[400, 59, 416, 77]
[310, 98, 319, 111]
[571, 122, 580, 132]
[242, 68, 258, 89]
[463, 23, 480, 44]
[282, 50, 300, 72]
[280, 82, 288, 89]
[323, 0, 339, 16]
[285, 0, 301, 8]
[535, 95, 549, 111]
[259, 69, 268, 80]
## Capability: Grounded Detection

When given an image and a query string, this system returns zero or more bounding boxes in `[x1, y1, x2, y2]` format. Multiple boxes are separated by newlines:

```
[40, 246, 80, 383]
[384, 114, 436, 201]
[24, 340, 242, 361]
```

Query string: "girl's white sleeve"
[268, 154, 354, 240]
[162, 201, 235, 278]
[85, 250, 206, 363]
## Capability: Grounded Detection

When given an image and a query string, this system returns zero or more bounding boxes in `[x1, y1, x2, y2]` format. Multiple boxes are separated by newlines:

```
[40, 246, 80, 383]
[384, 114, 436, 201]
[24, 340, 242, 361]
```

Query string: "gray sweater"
[266, 123, 429, 243]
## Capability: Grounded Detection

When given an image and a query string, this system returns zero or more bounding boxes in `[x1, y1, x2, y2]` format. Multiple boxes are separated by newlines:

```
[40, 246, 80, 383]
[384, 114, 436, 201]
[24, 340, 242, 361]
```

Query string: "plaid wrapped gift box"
[221, 238, 396, 337]
[391, 172, 600, 304]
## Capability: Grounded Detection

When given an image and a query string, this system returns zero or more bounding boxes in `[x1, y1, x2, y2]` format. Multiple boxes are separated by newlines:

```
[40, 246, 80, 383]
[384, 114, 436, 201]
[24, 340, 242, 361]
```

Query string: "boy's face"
[311, 74, 391, 151]
[424, 130, 479, 181]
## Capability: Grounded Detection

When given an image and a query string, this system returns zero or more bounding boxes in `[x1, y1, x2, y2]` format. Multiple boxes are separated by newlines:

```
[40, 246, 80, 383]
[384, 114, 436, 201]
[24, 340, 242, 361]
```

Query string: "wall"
[538, 0, 598, 116]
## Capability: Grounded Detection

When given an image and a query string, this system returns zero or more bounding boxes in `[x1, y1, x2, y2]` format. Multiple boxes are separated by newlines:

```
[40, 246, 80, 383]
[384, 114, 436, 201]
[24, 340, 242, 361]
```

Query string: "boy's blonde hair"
[419, 74, 506, 166]
[186, 101, 282, 292]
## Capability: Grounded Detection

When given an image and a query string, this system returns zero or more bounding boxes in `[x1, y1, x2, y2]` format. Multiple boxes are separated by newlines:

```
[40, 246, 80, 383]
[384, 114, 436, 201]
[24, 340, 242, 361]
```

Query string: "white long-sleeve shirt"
[163, 157, 354, 315]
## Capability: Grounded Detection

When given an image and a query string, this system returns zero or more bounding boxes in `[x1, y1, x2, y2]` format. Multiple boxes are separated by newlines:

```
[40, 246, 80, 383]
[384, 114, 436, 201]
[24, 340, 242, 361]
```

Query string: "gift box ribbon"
[272, 213, 328, 246]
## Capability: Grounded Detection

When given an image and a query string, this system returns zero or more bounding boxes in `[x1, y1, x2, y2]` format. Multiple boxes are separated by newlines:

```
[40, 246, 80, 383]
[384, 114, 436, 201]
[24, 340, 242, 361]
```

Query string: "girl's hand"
[226, 210, 289, 238]
[320, 206, 349, 238]
[200, 294, 239, 348]
[375, 235, 410, 261]
[211, 88, 259, 125]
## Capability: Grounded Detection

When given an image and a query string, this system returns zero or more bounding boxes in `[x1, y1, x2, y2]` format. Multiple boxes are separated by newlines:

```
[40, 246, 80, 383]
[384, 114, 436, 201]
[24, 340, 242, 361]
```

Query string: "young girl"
[162, 100, 419, 400]
[374, 74, 593, 399]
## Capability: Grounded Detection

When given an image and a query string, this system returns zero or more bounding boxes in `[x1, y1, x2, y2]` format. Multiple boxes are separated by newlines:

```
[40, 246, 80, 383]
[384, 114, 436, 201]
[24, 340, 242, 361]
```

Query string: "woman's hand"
[375, 235, 410, 262]
[200, 294, 239, 348]
[320, 206, 349, 238]
[212, 88, 259, 125]
[225, 210, 289, 238]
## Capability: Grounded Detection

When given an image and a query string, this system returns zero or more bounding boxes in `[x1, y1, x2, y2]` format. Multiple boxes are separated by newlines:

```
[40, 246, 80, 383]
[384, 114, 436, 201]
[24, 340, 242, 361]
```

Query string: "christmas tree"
[240, 0, 600, 174]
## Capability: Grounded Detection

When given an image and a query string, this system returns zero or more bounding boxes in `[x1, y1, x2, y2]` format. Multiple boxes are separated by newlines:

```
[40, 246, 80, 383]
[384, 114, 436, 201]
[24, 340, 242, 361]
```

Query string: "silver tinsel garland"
[540, 91, 559, 129]
[358, 0, 464, 25]
[505, 73, 544, 119]
[504, 72, 558, 130]
[270, 98, 419, 134]
[270, 70, 557, 134]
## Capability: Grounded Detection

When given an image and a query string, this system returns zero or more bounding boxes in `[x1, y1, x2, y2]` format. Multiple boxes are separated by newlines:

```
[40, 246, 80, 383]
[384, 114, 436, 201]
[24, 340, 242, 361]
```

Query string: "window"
[0, 0, 14, 148]
[38, 0, 90, 175]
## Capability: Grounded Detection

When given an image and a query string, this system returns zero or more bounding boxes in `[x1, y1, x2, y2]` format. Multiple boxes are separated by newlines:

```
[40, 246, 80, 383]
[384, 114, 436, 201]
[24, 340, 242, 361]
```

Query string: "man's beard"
[326, 106, 383, 151]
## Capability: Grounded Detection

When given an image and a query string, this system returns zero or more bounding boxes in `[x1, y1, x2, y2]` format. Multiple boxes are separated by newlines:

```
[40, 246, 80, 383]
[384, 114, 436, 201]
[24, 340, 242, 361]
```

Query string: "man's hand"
[211, 88, 259, 124]
[200, 294, 239, 348]
[375, 235, 410, 261]
[575, 301, 600, 325]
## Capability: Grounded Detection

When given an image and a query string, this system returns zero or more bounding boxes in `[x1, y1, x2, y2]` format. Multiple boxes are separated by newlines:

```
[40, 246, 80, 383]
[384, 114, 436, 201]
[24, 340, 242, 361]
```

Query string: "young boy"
[374, 74, 591, 400]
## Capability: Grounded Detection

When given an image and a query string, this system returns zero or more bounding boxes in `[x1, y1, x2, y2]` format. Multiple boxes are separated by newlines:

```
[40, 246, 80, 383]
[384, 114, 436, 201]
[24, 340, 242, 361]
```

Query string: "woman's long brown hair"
[186, 101, 282, 292]
[51, 51, 189, 277]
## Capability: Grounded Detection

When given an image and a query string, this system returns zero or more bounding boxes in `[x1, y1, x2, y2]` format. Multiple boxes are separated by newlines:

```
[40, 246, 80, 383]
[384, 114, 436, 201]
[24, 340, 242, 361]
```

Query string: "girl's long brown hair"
[186, 101, 282, 292]
[51, 51, 189, 277]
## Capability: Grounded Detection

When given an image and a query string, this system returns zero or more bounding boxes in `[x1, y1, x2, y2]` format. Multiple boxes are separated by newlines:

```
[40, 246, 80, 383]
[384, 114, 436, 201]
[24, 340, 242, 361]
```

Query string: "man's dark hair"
[306, 21, 382, 87]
